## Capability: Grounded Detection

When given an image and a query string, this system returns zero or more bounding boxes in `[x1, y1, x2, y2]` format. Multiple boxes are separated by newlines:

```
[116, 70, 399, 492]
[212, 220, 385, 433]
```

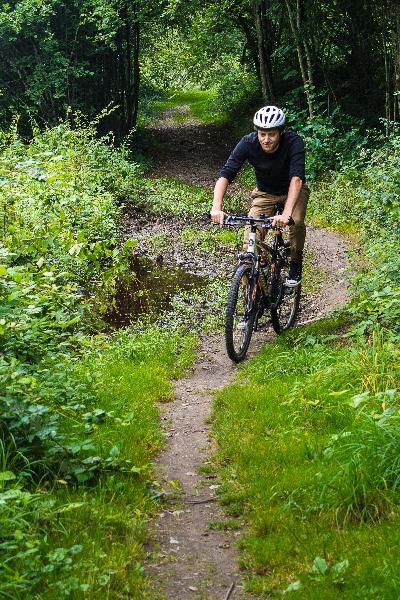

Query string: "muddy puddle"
[105, 254, 207, 326]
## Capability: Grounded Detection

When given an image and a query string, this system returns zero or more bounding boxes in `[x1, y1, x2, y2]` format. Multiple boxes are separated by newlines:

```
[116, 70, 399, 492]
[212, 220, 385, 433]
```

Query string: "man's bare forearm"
[271, 176, 303, 228]
[211, 177, 229, 225]
[212, 177, 229, 210]
[284, 176, 303, 216]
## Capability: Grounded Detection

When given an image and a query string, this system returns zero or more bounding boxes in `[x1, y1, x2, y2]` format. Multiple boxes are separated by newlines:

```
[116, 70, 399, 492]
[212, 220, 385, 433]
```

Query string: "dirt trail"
[135, 107, 349, 599]
[134, 108, 239, 188]
[146, 335, 265, 599]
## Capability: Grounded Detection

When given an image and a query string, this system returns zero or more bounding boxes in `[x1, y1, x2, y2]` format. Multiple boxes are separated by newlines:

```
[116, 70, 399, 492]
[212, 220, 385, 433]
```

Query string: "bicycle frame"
[225, 211, 290, 293]
[223, 211, 300, 362]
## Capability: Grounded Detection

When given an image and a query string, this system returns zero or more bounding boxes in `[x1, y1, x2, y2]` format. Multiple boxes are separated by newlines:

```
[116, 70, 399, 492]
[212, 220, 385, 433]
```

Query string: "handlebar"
[223, 215, 294, 228]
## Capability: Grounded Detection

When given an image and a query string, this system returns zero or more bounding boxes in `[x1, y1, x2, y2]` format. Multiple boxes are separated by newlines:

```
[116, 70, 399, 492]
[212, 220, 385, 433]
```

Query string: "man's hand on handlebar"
[210, 208, 227, 226]
[271, 211, 294, 228]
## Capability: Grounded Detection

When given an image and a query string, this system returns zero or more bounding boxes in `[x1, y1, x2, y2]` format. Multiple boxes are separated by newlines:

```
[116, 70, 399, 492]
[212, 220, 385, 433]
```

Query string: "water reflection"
[105, 254, 207, 326]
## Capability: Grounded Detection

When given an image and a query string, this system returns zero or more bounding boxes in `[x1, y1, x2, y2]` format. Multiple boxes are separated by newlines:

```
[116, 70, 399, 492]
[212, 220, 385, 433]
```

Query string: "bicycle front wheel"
[270, 263, 301, 334]
[225, 263, 259, 362]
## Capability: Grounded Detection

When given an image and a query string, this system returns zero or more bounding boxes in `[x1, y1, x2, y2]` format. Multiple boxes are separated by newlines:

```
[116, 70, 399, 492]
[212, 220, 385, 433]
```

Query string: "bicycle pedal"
[237, 252, 253, 263]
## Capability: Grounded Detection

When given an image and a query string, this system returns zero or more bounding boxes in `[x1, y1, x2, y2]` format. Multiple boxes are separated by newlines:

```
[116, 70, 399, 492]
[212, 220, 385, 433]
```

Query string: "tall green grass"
[212, 321, 400, 598]
[138, 89, 225, 127]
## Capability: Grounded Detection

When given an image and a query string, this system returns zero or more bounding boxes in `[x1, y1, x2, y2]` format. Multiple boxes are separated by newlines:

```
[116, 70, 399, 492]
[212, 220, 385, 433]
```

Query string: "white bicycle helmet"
[253, 105, 286, 129]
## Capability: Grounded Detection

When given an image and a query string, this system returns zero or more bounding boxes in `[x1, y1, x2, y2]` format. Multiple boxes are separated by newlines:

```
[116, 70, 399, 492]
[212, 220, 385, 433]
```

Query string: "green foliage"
[138, 6, 261, 125]
[309, 131, 400, 335]
[0, 120, 142, 368]
[0, 0, 160, 133]
[0, 0, 398, 135]
[212, 320, 400, 597]
[209, 69, 260, 121]
[140, 10, 254, 116]
[283, 107, 370, 181]
[141, 28, 194, 93]
[143, 176, 243, 217]
[0, 121, 197, 597]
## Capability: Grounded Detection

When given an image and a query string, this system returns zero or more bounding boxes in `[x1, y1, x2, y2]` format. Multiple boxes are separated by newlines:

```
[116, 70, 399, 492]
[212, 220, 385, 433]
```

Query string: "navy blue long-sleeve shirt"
[219, 130, 306, 195]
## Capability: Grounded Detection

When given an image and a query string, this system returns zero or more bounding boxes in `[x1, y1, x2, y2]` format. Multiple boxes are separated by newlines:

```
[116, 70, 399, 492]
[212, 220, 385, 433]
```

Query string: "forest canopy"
[0, 0, 399, 134]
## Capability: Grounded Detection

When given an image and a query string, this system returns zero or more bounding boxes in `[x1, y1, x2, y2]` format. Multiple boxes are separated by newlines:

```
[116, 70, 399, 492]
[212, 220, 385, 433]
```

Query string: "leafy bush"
[0, 122, 142, 481]
[206, 67, 260, 121]
[284, 107, 370, 181]
[309, 131, 400, 334]
[0, 121, 199, 597]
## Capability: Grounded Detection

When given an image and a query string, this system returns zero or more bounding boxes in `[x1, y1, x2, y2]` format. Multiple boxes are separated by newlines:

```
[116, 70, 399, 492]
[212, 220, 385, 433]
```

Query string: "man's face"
[257, 128, 281, 153]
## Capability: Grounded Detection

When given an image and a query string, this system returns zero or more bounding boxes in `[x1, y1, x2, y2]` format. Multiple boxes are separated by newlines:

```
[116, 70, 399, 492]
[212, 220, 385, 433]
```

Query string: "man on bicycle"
[210, 105, 309, 287]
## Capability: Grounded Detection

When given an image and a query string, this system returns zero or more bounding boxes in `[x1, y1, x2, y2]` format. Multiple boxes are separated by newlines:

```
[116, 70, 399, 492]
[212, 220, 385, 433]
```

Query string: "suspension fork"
[245, 222, 261, 312]
[247, 222, 258, 258]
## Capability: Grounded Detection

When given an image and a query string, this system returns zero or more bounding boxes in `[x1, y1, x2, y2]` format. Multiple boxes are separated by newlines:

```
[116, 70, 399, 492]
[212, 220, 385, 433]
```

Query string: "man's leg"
[288, 185, 310, 263]
[285, 185, 310, 285]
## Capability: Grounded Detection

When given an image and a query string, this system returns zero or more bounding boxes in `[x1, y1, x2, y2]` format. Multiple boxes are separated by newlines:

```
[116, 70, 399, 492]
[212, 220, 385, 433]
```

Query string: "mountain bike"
[224, 207, 301, 362]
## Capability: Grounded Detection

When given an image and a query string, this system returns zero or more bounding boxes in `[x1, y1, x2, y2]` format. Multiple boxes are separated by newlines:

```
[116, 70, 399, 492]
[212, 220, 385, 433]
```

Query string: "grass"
[180, 225, 241, 252]
[143, 176, 245, 217]
[138, 89, 226, 128]
[1, 326, 197, 599]
[211, 318, 400, 598]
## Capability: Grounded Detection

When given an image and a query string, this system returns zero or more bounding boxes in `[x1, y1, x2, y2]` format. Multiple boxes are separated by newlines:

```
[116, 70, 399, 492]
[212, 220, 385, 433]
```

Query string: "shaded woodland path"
[130, 107, 350, 599]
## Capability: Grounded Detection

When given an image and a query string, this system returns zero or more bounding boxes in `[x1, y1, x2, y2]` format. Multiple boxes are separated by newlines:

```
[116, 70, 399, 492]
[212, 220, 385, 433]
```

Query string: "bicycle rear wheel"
[225, 263, 259, 362]
[270, 260, 301, 334]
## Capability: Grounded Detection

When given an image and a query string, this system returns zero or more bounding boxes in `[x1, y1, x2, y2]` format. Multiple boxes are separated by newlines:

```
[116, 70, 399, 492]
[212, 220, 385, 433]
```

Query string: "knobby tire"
[270, 260, 301, 333]
[225, 263, 259, 363]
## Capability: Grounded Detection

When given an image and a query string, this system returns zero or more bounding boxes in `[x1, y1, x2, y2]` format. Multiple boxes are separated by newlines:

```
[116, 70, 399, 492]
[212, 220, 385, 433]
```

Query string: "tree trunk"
[284, 0, 314, 117]
[382, 33, 391, 135]
[253, 0, 274, 103]
[303, 38, 314, 88]
[131, 21, 140, 129]
[260, 0, 275, 98]
[115, 3, 141, 136]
